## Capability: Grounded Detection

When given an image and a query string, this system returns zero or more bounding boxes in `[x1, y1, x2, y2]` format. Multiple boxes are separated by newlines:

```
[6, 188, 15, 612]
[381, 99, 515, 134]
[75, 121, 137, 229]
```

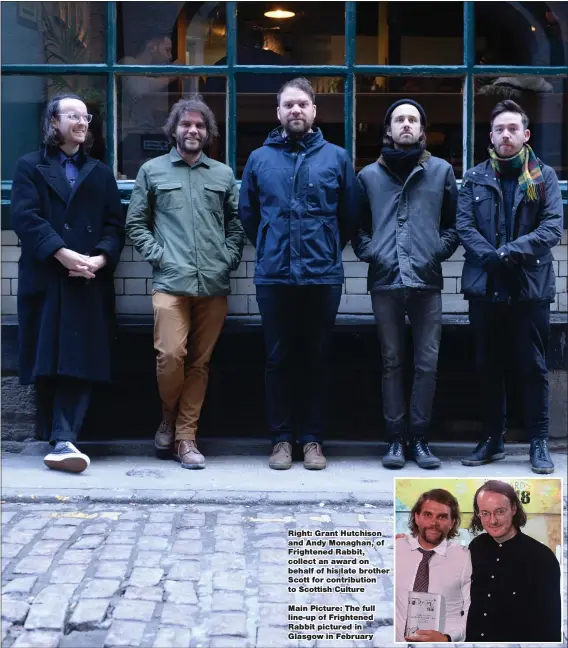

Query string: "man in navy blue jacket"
[458, 100, 563, 474]
[239, 78, 359, 471]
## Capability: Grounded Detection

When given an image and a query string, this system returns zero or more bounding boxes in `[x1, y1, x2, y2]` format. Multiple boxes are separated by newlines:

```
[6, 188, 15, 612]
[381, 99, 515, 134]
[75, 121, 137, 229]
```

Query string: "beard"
[419, 527, 445, 546]
[176, 133, 206, 154]
[284, 117, 313, 137]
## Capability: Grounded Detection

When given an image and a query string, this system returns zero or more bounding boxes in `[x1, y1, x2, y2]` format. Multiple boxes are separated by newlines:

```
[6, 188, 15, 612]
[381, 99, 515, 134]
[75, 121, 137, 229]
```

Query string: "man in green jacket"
[126, 96, 245, 469]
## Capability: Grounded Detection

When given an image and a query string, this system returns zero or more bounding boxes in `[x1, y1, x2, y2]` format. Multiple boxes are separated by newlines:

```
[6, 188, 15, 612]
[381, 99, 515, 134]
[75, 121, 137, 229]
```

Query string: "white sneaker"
[44, 441, 90, 473]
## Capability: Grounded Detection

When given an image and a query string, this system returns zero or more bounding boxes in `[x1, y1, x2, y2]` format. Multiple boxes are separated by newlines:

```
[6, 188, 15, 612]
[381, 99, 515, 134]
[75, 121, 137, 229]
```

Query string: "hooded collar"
[263, 126, 327, 152]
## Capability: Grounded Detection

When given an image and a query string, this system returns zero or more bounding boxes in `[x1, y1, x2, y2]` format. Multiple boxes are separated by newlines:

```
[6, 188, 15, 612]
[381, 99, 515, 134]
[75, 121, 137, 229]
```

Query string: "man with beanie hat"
[458, 100, 562, 474]
[353, 100, 459, 470]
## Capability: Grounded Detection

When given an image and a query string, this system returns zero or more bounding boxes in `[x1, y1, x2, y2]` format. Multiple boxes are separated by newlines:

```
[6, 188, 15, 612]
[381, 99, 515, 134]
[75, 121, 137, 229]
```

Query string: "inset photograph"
[394, 477, 563, 644]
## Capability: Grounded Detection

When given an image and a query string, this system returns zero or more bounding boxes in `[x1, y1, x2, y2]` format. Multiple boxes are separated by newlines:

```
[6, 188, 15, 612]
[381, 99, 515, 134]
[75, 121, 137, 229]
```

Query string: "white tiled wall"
[2, 229, 568, 316]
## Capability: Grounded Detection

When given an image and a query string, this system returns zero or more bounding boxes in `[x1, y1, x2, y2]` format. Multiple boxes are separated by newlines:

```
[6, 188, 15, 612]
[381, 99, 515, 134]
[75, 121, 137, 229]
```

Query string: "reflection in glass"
[355, 77, 463, 175]
[1, 1, 106, 64]
[356, 2, 464, 65]
[118, 76, 226, 179]
[1, 75, 107, 179]
[236, 77, 344, 177]
[475, 2, 568, 66]
[475, 76, 568, 180]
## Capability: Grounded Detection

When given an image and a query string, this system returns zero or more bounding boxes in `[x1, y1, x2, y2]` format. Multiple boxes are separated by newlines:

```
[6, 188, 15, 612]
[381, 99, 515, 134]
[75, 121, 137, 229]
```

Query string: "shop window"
[117, 2, 227, 66]
[1, 75, 106, 179]
[355, 76, 463, 175]
[475, 75, 568, 180]
[1, 1, 106, 65]
[236, 76, 344, 177]
[356, 2, 464, 65]
[475, 2, 568, 67]
[118, 75, 226, 179]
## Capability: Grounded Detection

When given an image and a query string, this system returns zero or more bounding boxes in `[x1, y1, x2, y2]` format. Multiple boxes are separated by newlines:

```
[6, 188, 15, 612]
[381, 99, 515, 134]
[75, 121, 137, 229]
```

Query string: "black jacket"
[457, 159, 563, 302]
[466, 530, 561, 643]
[238, 128, 359, 285]
[352, 153, 459, 292]
[11, 148, 125, 385]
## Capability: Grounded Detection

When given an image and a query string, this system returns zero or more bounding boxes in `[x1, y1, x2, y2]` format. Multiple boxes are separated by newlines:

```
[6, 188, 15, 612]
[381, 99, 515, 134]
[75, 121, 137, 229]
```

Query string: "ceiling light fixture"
[264, 9, 295, 19]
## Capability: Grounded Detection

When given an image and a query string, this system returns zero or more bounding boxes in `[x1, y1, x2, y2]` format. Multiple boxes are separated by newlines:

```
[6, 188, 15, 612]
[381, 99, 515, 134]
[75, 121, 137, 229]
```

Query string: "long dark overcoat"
[10, 148, 125, 385]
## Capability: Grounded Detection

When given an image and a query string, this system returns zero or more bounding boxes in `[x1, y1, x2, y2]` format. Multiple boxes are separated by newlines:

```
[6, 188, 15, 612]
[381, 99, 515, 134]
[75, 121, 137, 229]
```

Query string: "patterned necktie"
[412, 548, 435, 592]
[62, 158, 75, 186]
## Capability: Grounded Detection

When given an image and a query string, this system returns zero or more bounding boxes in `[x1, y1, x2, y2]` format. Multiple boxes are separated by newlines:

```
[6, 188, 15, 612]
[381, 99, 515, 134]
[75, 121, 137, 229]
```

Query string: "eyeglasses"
[479, 508, 510, 520]
[58, 112, 93, 124]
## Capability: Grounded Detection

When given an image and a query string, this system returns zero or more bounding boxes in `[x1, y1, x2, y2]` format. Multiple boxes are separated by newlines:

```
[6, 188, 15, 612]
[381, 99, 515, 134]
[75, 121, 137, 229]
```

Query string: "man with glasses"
[458, 100, 563, 474]
[466, 479, 561, 642]
[11, 93, 125, 473]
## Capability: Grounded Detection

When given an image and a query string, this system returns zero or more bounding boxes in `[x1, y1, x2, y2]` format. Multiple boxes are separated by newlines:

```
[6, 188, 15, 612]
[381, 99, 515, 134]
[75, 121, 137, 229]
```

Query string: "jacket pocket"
[156, 183, 184, 211]
[307, 167, 339, 214]
[301, 217, 339, 277]
[516, 257, 556, 301]
[204, 184, 224, 213]
[256, 219, 290, 278]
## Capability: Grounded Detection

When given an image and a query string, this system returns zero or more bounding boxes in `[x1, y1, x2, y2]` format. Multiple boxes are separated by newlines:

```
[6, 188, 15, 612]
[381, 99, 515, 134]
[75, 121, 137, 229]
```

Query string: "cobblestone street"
[2, 502, 396, 648]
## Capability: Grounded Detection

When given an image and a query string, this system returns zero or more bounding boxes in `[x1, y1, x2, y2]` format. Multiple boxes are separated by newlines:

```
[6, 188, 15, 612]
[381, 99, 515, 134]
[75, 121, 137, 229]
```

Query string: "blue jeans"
[256, 284, 342, 445]
[371, 288, 442, 440]
[35, 377, 92, 444]
[469, 300, 550, 440]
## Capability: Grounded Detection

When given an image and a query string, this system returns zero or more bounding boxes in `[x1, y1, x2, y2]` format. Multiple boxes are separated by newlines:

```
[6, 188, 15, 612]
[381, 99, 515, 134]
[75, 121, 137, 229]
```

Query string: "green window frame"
[1, 1, 567, 203]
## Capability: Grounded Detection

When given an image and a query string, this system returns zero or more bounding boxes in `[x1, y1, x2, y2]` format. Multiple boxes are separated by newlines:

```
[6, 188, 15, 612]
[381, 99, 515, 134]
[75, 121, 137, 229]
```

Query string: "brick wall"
[2, 229, 567, 316]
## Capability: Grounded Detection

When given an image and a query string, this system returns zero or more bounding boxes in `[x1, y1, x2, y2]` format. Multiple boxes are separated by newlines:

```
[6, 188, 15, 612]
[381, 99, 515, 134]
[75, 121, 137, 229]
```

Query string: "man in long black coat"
[10, 93, 125, 473]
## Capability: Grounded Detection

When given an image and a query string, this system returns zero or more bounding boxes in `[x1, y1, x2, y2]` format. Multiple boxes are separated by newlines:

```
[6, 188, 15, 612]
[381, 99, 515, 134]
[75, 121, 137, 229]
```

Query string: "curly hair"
[41, 93, 93, 151]
[469, 480, 527, 535]
[163, 95, 219, 148]
[408, 489, 461, 540]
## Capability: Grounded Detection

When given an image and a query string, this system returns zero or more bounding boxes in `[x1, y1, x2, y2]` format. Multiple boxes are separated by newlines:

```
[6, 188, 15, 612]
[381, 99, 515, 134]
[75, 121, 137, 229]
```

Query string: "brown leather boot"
[174, 440, 205, 470]
[154, 420, 174, 451]
[303, 442, 327, 470]
[268, 442, 293, 470]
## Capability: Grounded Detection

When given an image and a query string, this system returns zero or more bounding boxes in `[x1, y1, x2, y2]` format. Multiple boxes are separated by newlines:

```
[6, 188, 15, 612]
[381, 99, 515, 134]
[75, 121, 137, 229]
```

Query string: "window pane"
[476, 2, 568, 66]
[475, 75, 568, 180]
[118, 76, 226, 179]
[1, 1, 106, 64]
[356, 2, 464, 65]
[117, 2, 226, 65]
[237, 77, 344, 177]
[236, 2, 345, 65]
[1, 75, 107, 179]
[355, 77, 463, 175]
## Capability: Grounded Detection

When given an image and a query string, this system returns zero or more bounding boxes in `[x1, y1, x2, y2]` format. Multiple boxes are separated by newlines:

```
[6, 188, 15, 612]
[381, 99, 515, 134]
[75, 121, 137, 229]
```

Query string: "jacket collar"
[168, 147, 211, 168]
[377, 149, 432, 172]
[37, 147, 98, 205]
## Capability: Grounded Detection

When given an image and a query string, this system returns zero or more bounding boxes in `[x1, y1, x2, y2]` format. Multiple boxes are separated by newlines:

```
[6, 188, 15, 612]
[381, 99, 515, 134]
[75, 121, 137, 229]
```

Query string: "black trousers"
[256, 284, 342, 445]
[35, 377, 92, 445]
[469, 300, 550, 440]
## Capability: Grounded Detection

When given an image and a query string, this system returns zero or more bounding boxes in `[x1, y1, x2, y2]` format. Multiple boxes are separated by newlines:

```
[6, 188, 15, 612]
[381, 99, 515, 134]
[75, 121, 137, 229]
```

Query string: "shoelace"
[304, 442, 321, 455]
[534, 440, 548, 459]
[274, 442, 291, 455]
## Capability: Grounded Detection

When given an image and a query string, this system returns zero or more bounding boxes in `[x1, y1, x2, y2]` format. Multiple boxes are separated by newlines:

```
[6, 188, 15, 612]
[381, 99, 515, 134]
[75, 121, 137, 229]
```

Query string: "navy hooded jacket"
[238, 127, 359, 285]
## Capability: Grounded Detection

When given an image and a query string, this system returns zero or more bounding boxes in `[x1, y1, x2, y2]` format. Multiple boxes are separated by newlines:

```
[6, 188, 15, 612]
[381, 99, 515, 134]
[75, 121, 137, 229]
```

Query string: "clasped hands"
[55, 248, 106, 279]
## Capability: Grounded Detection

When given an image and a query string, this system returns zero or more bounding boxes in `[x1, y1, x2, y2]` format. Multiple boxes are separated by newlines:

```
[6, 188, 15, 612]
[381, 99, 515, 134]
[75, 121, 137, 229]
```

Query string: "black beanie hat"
[384, 99, 427, 129]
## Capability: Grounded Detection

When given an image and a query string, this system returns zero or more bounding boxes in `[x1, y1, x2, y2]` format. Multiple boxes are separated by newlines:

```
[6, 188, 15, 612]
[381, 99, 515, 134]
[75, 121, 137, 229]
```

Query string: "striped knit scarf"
[489, 144, 545, 202]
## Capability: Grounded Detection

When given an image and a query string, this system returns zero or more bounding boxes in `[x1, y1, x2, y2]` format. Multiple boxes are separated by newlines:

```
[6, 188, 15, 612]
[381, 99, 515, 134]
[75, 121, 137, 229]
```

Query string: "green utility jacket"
[126, 148, 245, 297]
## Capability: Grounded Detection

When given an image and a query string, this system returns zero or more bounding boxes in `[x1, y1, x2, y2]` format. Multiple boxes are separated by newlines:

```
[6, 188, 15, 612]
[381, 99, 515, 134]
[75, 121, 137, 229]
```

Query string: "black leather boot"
[461, 436, 505, 467]
[382, 436, 407, 469]
[529, 438, 554, 474]
[409, 437, 441, 469]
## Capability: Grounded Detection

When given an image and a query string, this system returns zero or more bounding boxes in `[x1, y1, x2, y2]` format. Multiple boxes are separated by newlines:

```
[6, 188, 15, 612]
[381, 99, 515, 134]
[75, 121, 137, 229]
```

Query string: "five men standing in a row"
[10, 79, 563, 475]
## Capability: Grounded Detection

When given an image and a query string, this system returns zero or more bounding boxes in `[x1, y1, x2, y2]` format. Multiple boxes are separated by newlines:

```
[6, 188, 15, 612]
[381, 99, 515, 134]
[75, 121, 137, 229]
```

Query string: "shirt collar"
[168, 147, 211, 168]
[408, 534, 448, 557]
[58, 149, 80, 164]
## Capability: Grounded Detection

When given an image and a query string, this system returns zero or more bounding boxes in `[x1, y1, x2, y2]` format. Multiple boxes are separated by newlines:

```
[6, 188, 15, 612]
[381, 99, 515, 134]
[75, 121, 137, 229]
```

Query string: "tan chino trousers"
[152, 291, 228, 441]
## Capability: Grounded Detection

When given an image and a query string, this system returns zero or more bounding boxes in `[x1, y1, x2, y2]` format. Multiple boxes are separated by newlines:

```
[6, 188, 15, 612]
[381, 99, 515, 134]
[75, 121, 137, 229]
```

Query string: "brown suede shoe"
[174, 440, 205, 470]
[303, 442, 327, 470]
[269, 442, 293, 470]
[154, 420, 174, 451]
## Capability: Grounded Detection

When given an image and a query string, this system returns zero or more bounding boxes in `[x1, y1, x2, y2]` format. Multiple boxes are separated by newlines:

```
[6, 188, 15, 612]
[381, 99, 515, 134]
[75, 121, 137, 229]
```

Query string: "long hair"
[469, 480, 527, 535]
[408, 489, 461, 540]
[41, 93, 93, 152]
[163, 95, 219, 148]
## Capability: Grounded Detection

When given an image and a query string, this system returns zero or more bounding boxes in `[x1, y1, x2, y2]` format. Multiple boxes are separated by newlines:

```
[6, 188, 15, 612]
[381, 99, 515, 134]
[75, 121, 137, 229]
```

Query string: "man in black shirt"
[466, 479, 561, 643]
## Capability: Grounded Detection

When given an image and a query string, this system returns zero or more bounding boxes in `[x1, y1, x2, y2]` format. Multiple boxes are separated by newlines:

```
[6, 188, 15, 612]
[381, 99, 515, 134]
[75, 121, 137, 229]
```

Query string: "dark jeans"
[35, 377, 92, 445]
[469, 300, 550, 440]
[256, 284, 342, 445]
[371, 288, 442, 440]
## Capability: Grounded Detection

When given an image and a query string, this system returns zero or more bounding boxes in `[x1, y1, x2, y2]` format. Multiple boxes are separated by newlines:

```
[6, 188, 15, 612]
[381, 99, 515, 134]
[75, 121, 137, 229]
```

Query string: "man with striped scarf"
[457, 100, 563, 474]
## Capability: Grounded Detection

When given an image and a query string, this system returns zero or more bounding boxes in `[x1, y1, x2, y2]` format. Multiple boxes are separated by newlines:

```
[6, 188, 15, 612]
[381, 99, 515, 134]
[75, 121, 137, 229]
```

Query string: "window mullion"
[463, 0, 475, 171]
[226, 1, 237, 174]
[345, 2, 356, 162]
[106, 2, 117, 174]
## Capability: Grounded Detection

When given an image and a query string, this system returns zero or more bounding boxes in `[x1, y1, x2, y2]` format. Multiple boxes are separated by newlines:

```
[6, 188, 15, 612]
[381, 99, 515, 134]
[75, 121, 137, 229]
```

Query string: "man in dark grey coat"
[11, 93, 125, 473]
[353, 100, 458, 470]
[458, 100, 563, 474]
